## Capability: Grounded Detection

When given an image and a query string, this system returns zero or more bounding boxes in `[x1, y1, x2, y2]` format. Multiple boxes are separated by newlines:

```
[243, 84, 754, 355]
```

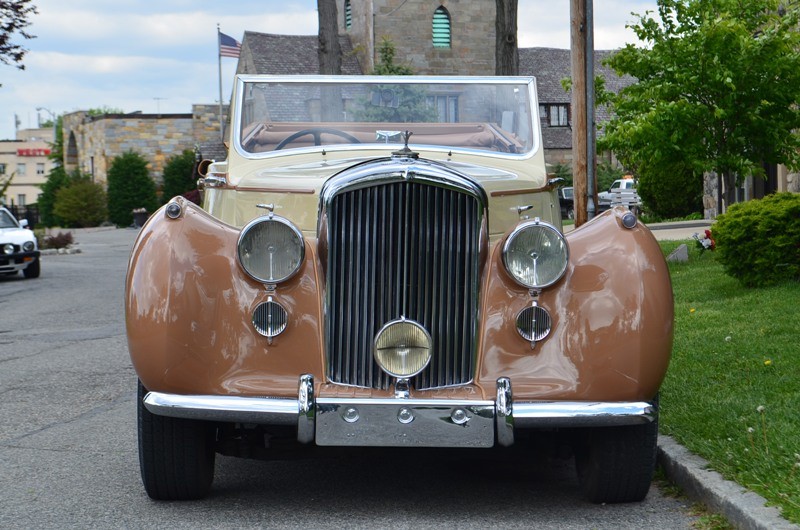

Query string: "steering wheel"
[275, 127, 361, 150]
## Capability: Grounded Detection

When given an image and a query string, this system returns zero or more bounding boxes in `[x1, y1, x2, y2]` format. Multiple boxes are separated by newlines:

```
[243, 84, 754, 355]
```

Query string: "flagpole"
[217, 24, 224, 141]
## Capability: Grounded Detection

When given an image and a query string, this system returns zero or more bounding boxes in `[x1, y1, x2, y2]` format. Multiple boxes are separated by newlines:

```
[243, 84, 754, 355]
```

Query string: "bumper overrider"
[142, 375, 656, 449]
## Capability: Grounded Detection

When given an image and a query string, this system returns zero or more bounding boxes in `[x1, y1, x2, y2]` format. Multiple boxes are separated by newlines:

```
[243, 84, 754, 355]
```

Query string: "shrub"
[107, 151, 158, 227]
[637, 161, 702, 219]
[53, 179, 108, 228]
[161, 149, 197, 204]
[43, 231, 74, 249]
[38, 167, 78, 227]
[713, 193, 800, 287]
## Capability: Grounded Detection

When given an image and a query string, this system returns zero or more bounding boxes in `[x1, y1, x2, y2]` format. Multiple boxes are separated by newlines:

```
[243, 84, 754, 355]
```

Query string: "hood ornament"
[391, 130, 419, 159]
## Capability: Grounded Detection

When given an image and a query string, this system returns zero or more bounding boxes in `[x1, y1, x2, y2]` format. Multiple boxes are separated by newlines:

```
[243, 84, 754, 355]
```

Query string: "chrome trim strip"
[142, 391, 299, 425]
[512, 401, 657, 428]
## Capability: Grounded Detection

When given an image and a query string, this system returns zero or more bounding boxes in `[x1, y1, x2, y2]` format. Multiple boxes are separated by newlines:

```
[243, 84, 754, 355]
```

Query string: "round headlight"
[4, 243, 15, 255]
[23, 241, 35, 252]
[373, 318, 432, 379]
[237, 216, 304, 284]
[502, 220, 568, 289]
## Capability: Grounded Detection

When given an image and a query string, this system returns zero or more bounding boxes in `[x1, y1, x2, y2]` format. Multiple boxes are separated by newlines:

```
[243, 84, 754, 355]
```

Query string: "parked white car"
[0, 207, 40, 279]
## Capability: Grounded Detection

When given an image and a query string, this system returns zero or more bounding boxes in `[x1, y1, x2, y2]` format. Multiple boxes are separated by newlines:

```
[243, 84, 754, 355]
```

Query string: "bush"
[161, 149, 197, 204]
[636, 162, 702, 219]
[107, 151, 158, 227]
[53, 179, 108, 228]
[43, 231, 74, 249]
[713, 193, 800, 287]
[38, 167, 77, 227]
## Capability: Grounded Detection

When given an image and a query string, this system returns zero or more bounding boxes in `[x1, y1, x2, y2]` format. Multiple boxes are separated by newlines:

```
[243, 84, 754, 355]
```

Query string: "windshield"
[0, 210, 19, 229]
[236, 77, 537, 157]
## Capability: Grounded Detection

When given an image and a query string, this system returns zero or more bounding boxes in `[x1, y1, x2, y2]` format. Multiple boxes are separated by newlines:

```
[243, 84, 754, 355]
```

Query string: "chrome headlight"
[373, 318, 432, 379]
[23, 241, 35, 252]
[3, 243, 14, 255]
[502, 219, 568, 289]
[237, 216, 304, 284]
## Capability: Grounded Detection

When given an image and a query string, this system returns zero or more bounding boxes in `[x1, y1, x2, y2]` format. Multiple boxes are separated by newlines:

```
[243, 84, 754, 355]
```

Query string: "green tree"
[37, 166, 73, 226]
[600, 0, 800, 212]
[107, 151, 157, 226]
[0, 1, 37, 76]
[353, 38, 437, 123]
[160, 149, 196, 203]
[53, 177, 107, 228]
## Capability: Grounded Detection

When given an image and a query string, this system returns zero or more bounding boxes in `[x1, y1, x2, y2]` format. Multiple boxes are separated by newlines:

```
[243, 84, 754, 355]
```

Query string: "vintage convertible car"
[0, 206, 40, 279]
[126, 76, 673, 503]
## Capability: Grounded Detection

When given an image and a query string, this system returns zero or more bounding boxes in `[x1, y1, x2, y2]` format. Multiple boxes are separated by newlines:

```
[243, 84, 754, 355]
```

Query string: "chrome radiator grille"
[325, 180, 481, 390]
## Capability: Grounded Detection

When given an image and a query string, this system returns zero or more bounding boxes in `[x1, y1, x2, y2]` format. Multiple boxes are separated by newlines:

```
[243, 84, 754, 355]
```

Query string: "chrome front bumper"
[142, 375, 657, 448]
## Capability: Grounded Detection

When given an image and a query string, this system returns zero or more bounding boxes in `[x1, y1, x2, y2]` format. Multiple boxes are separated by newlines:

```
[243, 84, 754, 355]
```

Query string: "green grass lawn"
[659, 240, 800, 523]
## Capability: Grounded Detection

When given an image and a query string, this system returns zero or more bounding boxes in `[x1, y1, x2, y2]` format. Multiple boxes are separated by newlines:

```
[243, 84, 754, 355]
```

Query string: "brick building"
[0, 127, 56, 207]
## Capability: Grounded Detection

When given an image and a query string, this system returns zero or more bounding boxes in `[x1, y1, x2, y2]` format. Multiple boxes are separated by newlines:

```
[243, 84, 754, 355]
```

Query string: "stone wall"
[62, 112, 194, 186]
[369, 0, 495, 75]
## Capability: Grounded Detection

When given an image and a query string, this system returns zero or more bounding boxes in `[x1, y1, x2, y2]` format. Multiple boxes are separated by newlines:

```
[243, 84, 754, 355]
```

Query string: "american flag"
[219, 32, 241, 58]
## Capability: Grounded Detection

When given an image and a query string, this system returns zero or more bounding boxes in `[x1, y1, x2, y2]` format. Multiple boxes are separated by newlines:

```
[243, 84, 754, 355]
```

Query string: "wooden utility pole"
[570, 0, 596, 227]
[317, 0, 343, 121]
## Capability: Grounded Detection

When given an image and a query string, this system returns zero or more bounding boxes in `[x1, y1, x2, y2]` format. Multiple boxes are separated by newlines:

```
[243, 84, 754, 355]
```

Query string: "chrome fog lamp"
[3, 243, 14, 255]
[502, 219, 569, 289]
[22, 241, 35, 252]
[373, 318, 432, 379]
[516, 304, 552, 342]
[252, 299, 288, 339]
[165, 201, 183, 219]
[238, 216, 304, 284]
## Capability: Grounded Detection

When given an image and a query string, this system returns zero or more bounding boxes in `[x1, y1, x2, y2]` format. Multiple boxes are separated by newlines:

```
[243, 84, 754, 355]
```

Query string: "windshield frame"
[231, 75, 540, 161]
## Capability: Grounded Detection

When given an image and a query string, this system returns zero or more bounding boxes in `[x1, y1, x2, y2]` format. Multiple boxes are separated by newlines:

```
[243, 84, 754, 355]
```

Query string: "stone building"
[62, 104, 225, 186]
[0, 127, 56, 207]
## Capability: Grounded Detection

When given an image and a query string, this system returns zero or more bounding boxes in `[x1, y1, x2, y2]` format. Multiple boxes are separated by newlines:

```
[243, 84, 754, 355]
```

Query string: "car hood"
[0, 227, 36, 244]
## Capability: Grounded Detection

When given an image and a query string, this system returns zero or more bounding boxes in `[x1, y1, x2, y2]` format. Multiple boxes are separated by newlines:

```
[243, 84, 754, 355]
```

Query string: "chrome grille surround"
[319, 158, 487, 390]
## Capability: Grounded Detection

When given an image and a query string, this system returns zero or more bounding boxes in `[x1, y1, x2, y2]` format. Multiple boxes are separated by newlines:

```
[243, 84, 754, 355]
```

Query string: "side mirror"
[20, 219, 28, 228]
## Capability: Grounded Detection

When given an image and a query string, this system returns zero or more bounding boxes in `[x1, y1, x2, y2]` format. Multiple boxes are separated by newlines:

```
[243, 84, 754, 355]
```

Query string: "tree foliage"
[160, 149, 196, 203]
[53, 177, 107, 228]
[106, 151, 157, 226]
[0, 0, 37, 73]
[37, 166, 73, 226]
[600, 0, 800, 211]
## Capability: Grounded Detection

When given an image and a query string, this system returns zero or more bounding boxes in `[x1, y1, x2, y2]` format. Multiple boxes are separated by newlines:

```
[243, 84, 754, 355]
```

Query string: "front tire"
[23, 258, 40, 278]
[137, 381, 216, 500]
[574, 408, 658, 503]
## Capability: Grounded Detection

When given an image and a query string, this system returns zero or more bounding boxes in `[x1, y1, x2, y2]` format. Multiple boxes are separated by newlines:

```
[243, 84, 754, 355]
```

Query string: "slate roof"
[520, 47, 636, 149]
[239, 31, 363, 75]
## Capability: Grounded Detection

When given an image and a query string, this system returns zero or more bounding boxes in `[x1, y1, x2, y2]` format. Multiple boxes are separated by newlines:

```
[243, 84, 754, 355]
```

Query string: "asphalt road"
[0, 228, 700, 529]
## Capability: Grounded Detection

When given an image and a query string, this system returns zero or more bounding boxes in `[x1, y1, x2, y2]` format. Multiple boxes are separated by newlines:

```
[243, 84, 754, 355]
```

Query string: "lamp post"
[36, 107, 58, 142]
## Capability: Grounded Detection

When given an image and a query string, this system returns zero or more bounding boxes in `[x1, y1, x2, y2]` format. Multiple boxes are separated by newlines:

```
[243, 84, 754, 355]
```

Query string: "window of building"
[432, 6, 451, 48]
[344, 0, 352, 30]
[17, 194, 26, 207]
[427, 95, 459, 122]
[0, 163, 6, 174]
[17, 163, 26, 176]
[36, 163, 45, 175]
[540, 104, 570, 127]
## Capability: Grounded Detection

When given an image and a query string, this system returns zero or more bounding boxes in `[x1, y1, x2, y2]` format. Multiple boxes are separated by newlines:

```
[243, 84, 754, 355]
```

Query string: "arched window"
[432, 6, 451, 48]
[344, 0, 352, 30]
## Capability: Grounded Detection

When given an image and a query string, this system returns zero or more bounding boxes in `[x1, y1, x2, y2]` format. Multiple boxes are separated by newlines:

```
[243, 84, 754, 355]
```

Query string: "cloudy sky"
[0, 0, 657, 140]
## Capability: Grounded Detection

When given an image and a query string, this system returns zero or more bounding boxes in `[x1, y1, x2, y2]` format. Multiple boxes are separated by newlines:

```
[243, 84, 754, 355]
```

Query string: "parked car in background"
[0, 207, 40, 279]
[126, 76, 673, 503]
[558, 186, 574, 219]
[598, 177, 640, 213]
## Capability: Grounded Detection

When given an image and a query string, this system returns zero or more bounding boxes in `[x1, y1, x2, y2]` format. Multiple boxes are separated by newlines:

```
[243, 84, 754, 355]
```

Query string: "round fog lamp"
[516, 305, 552, 342]
[373, 318, 432, 379]
[252, 300, 288, 338]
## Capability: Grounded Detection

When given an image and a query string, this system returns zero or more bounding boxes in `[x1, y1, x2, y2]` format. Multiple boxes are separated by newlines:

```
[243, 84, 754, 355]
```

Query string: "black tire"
[567, 207, 575, 220]
[23, 258, 40, 279]
[137, 381, 216, 500]
[574, 409, 658, 503]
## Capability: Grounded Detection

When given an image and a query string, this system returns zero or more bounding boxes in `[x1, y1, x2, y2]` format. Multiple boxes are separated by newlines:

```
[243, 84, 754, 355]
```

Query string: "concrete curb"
[658, 436, 798, 529]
